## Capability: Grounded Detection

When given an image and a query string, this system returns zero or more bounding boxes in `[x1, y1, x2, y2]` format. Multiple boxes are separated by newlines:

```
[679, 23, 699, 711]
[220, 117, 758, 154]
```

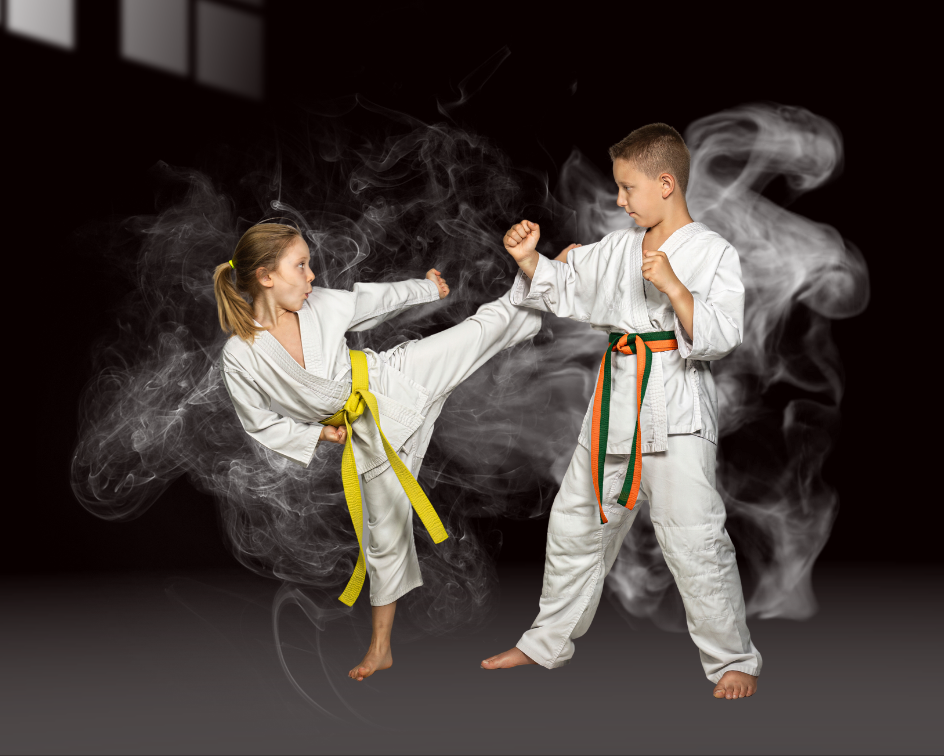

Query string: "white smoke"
[604, 104, 868, 629]
[71, 102, 866, 635]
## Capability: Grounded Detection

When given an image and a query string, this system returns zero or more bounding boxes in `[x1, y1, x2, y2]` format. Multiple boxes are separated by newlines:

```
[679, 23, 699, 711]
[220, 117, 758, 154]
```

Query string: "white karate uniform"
[220, 278, 542, 605]
[510, 222, 762, 682]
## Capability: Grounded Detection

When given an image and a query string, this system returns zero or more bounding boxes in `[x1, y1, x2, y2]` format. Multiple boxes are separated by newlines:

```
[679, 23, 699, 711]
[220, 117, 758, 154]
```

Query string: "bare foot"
[481, 647, 538, 669]
[712, 670, 757, 699]
[348, 645, 392, 682]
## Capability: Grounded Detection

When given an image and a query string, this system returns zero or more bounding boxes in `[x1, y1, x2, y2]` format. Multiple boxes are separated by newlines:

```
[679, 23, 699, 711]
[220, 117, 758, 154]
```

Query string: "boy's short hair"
[608, 123, 690, 194]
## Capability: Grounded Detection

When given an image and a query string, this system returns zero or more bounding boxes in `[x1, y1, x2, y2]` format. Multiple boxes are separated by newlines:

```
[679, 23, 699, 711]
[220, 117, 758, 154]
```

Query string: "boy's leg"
[645, 435, 762, 686]
[486, 443, 640, 669]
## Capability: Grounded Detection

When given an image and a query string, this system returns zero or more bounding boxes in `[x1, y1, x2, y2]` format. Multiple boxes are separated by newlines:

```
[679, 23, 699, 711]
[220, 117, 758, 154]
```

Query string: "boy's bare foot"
[348, 645, 392, 682]
[480, 647, 537, 669]
[712, 670, 757, 699]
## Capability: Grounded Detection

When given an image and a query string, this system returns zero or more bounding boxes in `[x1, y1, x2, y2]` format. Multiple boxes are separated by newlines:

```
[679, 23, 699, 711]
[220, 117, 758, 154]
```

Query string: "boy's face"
[613, 158, 667, 228]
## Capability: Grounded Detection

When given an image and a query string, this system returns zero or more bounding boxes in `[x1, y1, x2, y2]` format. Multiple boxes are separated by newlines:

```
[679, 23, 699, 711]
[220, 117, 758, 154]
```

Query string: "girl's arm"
[221, 365, 324, 466]
[346, 273, 443, 332]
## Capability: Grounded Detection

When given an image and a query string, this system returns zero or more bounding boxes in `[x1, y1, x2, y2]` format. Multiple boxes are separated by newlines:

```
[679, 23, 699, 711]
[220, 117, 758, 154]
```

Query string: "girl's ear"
[256, 266, 273, 288]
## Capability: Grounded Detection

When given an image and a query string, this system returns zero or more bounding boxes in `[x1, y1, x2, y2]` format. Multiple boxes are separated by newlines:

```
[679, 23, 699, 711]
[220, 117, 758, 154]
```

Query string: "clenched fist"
[643, 249, 695, 340]
[641, 250, 683, 296]
[426, 268, 450, 299]
[503, 220, 541, 278]
[320, 425, 347, 446]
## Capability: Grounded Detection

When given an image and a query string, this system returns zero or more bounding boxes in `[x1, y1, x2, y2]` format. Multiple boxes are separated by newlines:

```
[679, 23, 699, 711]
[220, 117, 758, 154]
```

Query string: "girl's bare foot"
[712, 670, 757, 699]
[481, 647, 537, 669]
[348, 644, 392, 681]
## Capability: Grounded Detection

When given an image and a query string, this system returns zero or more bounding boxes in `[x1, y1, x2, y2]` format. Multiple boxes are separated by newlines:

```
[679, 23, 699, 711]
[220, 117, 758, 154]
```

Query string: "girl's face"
[263, 236, 315, 312]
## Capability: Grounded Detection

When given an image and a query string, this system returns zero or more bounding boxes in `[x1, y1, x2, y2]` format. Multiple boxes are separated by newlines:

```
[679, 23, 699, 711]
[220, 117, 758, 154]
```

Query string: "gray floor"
[1, 564, 940, 754]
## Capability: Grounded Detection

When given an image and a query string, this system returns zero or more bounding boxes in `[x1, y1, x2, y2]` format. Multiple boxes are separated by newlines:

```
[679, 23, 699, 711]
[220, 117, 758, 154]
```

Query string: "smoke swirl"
[72, 102, 867, 634]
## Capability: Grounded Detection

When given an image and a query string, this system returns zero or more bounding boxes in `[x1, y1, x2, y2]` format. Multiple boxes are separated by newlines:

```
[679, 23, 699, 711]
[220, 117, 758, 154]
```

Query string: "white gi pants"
[360, 293, 540, 606]
[516, 436, 762, 683]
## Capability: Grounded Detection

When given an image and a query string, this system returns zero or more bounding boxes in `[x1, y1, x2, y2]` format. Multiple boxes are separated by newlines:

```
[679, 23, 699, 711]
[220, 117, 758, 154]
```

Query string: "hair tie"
[228, 260, 235, 269]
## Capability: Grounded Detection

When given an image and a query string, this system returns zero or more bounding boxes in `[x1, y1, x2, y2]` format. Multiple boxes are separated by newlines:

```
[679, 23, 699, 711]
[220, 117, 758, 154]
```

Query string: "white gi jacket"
[220, 278, 442, 481]
[511, 222, 744, 454]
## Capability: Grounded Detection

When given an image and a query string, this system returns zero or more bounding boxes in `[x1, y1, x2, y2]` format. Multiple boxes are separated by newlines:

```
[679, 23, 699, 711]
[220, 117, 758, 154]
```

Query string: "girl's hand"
[554, 243, 582, 263]
[319, 425, 347, 446]
[426, 268, 450, 299]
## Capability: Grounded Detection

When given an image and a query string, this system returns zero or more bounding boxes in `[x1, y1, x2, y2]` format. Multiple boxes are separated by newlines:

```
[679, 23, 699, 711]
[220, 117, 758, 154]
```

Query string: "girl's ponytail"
[213, 262, 261, 341]
[212, 223, 301, 342]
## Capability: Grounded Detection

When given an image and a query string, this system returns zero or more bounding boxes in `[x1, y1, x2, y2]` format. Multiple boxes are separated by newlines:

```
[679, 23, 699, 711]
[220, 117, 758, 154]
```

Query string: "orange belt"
[590, 331, 678, 524]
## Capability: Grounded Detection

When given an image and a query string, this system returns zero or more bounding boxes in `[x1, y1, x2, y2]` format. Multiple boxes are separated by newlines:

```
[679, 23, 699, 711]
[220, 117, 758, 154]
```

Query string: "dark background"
[4, 5, 941, 755]
[4, 2, 928, 578]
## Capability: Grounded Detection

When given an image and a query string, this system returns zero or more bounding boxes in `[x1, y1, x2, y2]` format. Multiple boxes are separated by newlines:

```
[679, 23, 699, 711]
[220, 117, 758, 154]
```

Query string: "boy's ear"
[660, 172, 677, 199]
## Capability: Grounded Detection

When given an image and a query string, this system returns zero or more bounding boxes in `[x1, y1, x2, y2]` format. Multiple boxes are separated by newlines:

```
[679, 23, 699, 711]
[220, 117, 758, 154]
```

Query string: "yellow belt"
[321, 350, 448, 606]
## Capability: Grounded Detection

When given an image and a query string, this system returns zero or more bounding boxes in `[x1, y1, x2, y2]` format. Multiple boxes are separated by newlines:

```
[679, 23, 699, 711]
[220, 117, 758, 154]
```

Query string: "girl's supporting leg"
[348, 601, 396, 681]
[347, 433, 427, 679]
[360, 443, 426, 607]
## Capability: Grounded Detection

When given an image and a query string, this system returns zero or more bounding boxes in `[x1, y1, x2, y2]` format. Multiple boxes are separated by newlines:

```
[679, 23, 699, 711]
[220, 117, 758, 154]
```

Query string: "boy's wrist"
[664, 280, 690, 302]
[517, 251, 540, 280]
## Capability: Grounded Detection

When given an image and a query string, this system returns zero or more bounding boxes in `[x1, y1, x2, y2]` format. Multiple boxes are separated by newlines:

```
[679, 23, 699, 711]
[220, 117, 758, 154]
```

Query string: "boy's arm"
[643, 245, 744, 360]
[347, 269, 448, 332]
[504, 220, 594, 319]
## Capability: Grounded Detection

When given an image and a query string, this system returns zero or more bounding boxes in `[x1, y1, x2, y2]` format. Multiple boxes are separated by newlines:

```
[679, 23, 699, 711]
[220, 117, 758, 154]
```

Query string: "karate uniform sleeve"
[346, 278, 440, 332]
[509, 244, 599, 319]
[221, 365, 322, 467]
[674, 243, 745, 361]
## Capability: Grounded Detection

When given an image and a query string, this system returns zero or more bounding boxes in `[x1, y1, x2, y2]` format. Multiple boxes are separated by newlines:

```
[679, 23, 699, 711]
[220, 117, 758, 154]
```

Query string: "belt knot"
[343, 392, 366, 421]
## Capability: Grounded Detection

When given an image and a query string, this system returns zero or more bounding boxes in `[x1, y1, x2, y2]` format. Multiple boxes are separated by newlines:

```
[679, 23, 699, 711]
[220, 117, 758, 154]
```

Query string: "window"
[119, 0, 264, 99]
[5, 0, 76, 50]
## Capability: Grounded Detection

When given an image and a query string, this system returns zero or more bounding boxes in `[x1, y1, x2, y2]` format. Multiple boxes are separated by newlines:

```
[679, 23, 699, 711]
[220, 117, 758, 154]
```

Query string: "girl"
[213, 222, 542, 681]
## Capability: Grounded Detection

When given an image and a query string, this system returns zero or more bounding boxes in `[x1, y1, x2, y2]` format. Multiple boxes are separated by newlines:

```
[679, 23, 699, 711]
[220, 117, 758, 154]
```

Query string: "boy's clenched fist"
[641, 249, 683, 296]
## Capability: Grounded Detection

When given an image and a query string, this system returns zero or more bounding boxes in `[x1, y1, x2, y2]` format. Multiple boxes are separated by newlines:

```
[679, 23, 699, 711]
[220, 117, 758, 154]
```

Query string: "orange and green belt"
[590, 331, 678, 524]
[321, 349, 448, 606]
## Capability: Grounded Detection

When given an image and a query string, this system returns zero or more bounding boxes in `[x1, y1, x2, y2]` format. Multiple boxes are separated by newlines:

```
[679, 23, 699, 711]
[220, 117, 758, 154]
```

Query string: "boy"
[481, 123, 761, 700]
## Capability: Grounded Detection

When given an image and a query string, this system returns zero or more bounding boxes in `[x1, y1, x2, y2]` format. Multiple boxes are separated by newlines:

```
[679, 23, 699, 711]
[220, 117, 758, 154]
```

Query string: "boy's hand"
[643, 249, 695, 340]
[320, 425, 347, 446]
[503, 220, 541, 279]
[426, 268, 450, 299]
[642, 250, 683, 296]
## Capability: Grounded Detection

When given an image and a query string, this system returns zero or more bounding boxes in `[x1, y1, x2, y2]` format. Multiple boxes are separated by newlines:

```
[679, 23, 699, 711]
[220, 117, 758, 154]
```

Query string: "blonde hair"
[608, 123, 691, 194]
[213, 223, 302, 341]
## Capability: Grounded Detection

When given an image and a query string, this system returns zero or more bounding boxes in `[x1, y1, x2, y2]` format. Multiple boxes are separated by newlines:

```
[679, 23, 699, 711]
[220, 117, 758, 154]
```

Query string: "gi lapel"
[297, 301, 326, 378]
[254, 330, 347, 404]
